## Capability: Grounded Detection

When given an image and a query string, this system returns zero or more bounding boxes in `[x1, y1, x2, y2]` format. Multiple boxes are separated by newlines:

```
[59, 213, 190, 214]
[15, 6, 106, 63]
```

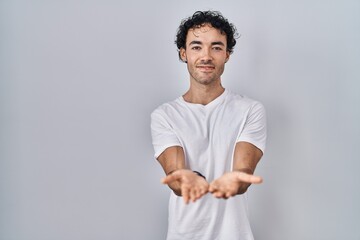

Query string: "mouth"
[197, 65, 215, 71]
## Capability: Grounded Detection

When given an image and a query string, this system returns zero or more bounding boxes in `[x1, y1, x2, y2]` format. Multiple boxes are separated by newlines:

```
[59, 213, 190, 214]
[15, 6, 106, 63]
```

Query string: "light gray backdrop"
[1, 0, 359, 239]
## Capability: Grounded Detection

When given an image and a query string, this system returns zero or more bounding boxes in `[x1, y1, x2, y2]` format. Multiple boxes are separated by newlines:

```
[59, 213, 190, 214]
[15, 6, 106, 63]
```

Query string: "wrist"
[166, 169, 177, 175]
[233, 168, 253, 175]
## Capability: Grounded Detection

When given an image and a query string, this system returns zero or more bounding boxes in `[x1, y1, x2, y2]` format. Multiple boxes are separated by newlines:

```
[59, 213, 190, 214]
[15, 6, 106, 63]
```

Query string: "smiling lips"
[197, 65, 215, 71]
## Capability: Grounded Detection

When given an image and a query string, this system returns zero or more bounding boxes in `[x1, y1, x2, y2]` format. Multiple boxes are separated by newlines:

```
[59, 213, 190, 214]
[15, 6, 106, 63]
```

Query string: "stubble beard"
[188, 65, 225, 86]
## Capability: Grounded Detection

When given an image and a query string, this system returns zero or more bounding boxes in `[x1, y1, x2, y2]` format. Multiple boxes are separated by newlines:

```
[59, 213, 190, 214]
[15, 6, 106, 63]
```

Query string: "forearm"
[232, 142, 263, 194]
[157, 146, 186, 195]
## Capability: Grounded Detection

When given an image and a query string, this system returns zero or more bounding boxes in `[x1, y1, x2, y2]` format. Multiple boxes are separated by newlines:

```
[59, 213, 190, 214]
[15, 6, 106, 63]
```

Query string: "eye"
[213, 46, 223, 51]
[191, 46, 201, 50]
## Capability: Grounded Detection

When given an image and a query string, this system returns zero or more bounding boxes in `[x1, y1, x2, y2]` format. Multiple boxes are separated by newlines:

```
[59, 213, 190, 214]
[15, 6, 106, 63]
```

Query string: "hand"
[209, 171, 262, 199]
[161, 169, 209, 204]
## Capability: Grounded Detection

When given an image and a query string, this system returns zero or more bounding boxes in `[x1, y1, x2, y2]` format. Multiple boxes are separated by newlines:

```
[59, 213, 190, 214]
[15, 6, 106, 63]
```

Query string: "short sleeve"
[237, 101, 267, 153]
[150, 109, 182, 159]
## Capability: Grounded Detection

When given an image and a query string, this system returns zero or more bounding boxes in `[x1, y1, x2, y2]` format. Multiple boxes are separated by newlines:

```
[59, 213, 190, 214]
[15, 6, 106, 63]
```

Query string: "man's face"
[180, 24, 230, 86]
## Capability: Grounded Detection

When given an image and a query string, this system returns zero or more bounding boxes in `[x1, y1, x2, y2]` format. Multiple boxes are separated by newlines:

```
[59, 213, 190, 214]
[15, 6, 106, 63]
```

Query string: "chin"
[196, 78, 217, 85]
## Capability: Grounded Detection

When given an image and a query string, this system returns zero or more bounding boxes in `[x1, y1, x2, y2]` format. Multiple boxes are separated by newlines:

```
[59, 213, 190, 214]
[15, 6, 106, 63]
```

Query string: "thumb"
[161, 171, 182, 184]
[236, 172, 263, 184]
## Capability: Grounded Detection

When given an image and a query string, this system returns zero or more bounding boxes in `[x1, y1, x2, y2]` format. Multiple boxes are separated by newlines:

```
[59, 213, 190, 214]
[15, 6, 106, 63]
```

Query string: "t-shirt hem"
[236, 138, 266, 154]
[154, 143, 183, 159]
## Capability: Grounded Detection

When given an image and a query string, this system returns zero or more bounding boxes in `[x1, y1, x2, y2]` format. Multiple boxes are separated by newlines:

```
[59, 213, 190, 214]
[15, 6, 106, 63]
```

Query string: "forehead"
[186, 23, 227, 44]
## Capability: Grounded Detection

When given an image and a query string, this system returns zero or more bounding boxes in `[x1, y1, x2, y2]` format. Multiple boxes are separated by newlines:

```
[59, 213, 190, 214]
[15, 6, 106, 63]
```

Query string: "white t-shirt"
[151, 89, 267, 240]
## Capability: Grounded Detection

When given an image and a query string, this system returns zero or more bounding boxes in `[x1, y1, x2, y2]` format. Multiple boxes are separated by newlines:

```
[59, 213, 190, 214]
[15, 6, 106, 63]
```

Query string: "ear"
[225, 51, 230, 63]
[180, 48, 187, 62]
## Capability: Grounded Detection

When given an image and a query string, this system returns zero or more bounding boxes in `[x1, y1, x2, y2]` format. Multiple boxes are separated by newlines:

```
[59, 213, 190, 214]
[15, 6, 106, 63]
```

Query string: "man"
[151, 11, 266, 240]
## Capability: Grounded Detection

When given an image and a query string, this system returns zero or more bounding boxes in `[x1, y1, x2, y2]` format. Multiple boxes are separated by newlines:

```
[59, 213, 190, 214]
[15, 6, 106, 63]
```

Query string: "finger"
[161, 172, 182, 184]
[181, 186, 190, 204]
[193, 186, 207, 200]
[190, 188, 198, 202]
[194, 188, 201, 199]
[237, 172, 263, 184]
[200, 186, 208, 196]
[225, 191, 234, 198]
[213, 191, 225, 199]
[208, 183, 218, 193]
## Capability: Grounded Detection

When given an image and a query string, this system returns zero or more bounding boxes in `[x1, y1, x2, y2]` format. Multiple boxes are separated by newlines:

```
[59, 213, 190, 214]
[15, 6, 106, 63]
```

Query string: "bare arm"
[232, 141, 263, 194]
[157, 146, 209, 203]
[209, 142, 263, 198]
[157, 146, 186, 196]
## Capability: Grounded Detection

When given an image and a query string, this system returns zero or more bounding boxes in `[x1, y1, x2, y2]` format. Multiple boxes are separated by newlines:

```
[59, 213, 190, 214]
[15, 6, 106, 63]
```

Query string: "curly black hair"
[175, 11, 238, 62]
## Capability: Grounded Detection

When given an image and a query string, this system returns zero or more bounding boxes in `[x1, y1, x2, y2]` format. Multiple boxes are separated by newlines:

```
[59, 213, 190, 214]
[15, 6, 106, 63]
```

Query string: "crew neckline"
[179, 89, 228, 109]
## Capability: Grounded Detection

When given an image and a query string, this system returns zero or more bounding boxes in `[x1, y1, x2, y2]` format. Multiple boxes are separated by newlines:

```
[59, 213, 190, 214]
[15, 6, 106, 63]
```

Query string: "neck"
[183, 80, 225, 105]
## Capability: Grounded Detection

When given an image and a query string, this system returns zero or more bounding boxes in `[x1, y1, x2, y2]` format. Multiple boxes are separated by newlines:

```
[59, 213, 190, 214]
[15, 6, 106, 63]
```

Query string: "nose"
[200, 48, 213, 62]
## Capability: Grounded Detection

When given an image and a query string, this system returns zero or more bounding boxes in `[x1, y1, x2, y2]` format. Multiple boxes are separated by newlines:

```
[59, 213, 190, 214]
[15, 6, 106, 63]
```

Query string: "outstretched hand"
[161, 170, 263, 202]
[209, 171, 263, 199]
[161, 169, 209, 204]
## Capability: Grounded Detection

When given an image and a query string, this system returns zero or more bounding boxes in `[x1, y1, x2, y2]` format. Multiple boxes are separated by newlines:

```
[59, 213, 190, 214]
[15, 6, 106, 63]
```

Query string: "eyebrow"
[189, 41, 225, 46]
[211, 41, 225, 46]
